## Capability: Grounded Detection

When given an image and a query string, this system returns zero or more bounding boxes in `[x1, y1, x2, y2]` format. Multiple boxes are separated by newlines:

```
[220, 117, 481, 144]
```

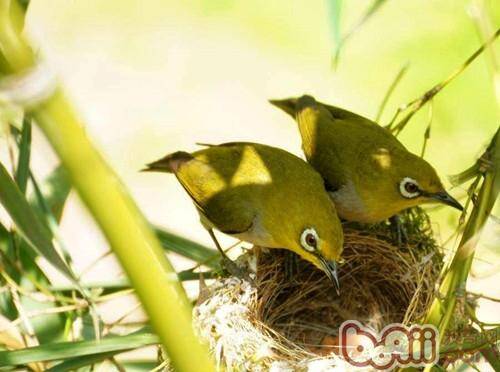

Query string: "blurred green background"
[4, 0, 497, 331]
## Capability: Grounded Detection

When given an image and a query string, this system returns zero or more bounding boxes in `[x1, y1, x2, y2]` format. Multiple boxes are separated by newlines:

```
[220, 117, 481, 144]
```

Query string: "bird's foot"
[206, 229, 253, 283]
[283, 250, 299, 282]
[390, 215, 409, 247]
[220, 256, 253, 283]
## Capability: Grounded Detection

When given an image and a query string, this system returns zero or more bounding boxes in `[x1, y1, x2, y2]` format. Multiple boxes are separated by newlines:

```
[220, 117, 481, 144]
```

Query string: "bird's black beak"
[319, 257, 340, 296]
[431, 191, 463, 211]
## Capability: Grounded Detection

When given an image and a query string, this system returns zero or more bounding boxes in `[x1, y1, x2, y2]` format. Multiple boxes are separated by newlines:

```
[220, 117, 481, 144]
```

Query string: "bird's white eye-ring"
[400, 177, 420, 199]
[300, 228, 319, 252]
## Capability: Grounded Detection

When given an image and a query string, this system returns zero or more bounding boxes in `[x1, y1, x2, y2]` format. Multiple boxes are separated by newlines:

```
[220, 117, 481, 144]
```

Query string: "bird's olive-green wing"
[294, 96, 349, 191]
[271, 95, 406, 153]
[175, 146, 256, 234]
[320, 102, 407, 152]
[294, 95, 406, 191]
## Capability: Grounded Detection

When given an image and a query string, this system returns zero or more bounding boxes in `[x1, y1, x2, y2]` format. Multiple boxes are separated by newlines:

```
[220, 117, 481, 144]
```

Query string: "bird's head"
[282, 203, 344, 294]
[362, 148, 463, 216]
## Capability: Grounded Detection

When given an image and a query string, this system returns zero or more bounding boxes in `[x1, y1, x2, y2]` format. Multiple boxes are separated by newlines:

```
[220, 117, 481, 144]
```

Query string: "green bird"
[143, 142, 344, 291]
[270, 95, 463, 224]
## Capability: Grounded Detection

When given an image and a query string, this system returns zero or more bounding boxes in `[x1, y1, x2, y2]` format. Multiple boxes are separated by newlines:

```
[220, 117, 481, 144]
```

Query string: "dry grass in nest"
[194, 208, 445, 370]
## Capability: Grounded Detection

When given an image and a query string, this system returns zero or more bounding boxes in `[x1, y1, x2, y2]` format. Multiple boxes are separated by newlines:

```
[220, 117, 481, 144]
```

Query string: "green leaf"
[21, 166, 72, 343]
[81, 311, 104, 341]
[49, 357, 158, 372]
[47, 351, 122, 372]
[0, 219, 9, 246]
[326, 0, 342, 65]
[30, 165, 71, 223]
[0, 329, 159, 366]
[0, 161, 74, 280]
[332, 0, 388, 66]
[9, 119, 69, 343]
[155, 227, 220, 269]
[119, 361, 159, 371]
[14, 117, 31, 194]
[48, 269, 215, 292]
[0, 4, 215, 368]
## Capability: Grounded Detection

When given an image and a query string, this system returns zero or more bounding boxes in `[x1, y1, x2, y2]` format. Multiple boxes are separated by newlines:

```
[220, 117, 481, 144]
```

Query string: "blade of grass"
[332, 0, 389, 67]
[29, 165, 69, 222]
[0, 157, 89, 342]
[14, 115, 30, 193]
[375, 63, 409, 122]
[0, 330, 159, 365]
[155, 227, 219, 269]
[326, 0, 342, 67]
[11, 117, 101, 341]
[47, 351, 126, 372]
[10, 124, 71, 221]
[117, 361, 159, 371]
[0, 222, 20, 321]
[28, 169, 75, 272]
[9, 116, 69, 344]
[48, 269, 215, 292]
[480, 346, 500, 371]
[50, 357, 159, 372]
[0, 2, 214, 369]
[0, 161, 74, 280]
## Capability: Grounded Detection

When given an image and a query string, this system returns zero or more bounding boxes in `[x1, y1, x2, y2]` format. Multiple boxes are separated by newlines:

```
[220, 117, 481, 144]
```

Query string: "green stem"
[440, 327, 500, 355]
[421, 127, 500, 370]
[0, 1, 214, 370]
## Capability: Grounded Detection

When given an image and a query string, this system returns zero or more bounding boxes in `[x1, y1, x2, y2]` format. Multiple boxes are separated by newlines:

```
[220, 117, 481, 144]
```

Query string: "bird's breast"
[230, 214, 277, 248]
[329, 180, 369, 222]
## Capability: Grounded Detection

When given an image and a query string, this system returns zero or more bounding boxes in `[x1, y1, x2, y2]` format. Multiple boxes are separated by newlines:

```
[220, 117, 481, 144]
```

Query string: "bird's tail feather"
[268, 97, 298, 117]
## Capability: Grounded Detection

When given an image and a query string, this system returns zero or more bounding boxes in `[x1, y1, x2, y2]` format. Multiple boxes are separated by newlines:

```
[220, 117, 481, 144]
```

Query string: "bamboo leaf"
[49, 356, 158, 372]
[47, 351, 124, 372]
[0, 219, 8, 245]
[29, 165, 71, 223]
[48, 269, 215, 292]
[0, 222, 18, 321]
[0, 2, 214, 369]
[0, 330, 158, 366]
[332, 0, 389, 66]
[118, 361, 159, 371]
[0, 161, 74, 280]
[375, 63, 409, 122]
[19, 166, 72, 343]
[14, 116, 31, 194]
[155, 227, 219, 269]
[326, 0, 342, 65]
[8, 118, 68, 343]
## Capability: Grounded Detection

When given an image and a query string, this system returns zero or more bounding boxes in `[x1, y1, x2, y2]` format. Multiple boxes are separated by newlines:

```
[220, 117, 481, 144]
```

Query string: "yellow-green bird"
[270, 95, 463, 224]
[144, 142, 344, 291]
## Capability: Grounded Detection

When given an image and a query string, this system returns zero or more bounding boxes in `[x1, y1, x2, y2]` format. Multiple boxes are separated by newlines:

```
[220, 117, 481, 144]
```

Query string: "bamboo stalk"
[0, 1, 214, 370]
[421, 127, 499, 371]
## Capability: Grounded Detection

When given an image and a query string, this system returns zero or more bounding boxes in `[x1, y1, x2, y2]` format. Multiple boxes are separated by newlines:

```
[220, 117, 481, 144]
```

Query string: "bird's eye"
[400, 177, 420, 199]
[405, 182, 418, 193]
[300, 228, 318, 252]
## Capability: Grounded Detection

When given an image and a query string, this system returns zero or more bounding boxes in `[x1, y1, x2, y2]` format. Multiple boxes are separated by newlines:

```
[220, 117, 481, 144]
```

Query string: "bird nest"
[193, 208, 444, 371]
